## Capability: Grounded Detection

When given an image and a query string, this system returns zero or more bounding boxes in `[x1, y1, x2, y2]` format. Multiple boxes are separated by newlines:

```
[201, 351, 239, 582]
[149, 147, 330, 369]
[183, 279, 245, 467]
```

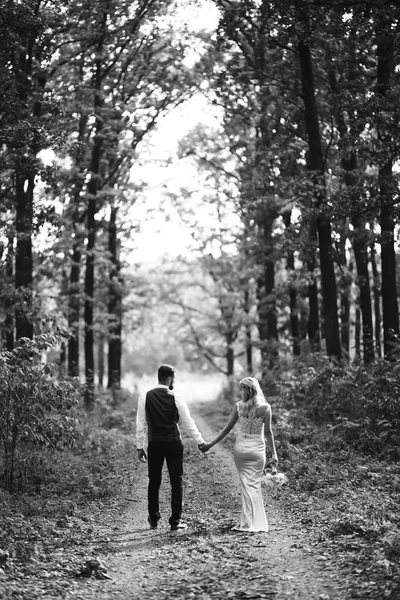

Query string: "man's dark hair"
[158, 364, 176, 382]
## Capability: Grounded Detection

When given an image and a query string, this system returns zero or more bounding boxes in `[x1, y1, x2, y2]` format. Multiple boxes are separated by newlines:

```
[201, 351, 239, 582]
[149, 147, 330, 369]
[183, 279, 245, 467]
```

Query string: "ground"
[58, 401, 349, 600]
[99, 407, 348, 600]
[1, 388, 398, 600]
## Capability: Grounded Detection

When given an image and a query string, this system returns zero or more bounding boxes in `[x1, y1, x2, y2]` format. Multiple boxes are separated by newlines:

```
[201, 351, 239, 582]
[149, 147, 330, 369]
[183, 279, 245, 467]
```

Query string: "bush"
[289, 359, 400, 458]
[0, 334, 80, 490]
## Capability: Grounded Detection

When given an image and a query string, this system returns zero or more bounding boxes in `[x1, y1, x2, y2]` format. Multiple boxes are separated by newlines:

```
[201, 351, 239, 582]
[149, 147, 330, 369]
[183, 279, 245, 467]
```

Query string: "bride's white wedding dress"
[233, 406, 268, 532]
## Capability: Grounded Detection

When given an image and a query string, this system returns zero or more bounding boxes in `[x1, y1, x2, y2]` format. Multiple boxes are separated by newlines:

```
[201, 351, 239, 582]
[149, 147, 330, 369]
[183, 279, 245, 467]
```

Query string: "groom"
[136, 364, 206, 531]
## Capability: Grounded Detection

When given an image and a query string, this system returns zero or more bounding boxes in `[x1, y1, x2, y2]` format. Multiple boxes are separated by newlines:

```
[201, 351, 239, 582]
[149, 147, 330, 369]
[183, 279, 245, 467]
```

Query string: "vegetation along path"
[1, 389, 398, 600]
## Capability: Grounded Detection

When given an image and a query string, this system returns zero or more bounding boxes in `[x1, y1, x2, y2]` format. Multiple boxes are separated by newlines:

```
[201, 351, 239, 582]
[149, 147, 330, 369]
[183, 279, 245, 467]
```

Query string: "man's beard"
[169, 383, 174, 390]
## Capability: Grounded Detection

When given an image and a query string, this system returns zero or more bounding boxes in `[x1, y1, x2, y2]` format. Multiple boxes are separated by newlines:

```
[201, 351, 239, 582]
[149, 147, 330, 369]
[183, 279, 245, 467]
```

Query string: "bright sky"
[126, 92, 225, 265]
[123, 1, 223, 265]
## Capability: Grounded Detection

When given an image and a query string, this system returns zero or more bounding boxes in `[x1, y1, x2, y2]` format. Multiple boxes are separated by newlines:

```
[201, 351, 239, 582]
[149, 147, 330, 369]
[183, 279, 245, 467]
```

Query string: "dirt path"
[70, 401, 350, 600]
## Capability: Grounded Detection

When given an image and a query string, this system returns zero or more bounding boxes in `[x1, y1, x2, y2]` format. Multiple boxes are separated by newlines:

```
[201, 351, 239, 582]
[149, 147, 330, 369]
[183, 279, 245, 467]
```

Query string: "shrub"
[0, 334, 80, 491]
[289, 359, 400, 458]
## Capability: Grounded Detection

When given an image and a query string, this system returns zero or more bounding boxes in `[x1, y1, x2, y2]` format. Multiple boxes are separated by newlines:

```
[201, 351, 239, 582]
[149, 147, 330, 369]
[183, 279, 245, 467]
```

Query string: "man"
[136, 364, 206, 531]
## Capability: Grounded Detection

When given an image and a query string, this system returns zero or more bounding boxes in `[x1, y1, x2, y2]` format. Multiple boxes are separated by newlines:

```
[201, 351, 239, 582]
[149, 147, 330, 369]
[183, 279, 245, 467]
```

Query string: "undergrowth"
[0, 388, 137, 571]
[283, 357, 400, 460]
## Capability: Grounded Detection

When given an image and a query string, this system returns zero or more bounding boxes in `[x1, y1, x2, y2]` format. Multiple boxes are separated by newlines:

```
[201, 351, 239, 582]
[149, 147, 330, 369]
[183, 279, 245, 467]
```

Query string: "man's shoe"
[148, 516, 158, 529]
[170, 521, 188, 531]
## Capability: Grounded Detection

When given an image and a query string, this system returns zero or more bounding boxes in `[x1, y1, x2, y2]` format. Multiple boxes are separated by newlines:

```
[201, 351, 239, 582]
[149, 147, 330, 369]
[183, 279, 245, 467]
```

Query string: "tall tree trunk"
[352, 216, 374, 363]
[306, 217, 320, 349]
[340, 291, 350, 356]
[98, 332, 104, 388]
[332, 216, 350, 356]
[297, 35, 341, 360]
[84, 17, 106, 408]
[84, 145, 101, 407]
[14, 27, 43, 341]
[256, 212, 278, 374]
[283, 211, 300, 356]
[107, 206, 122, 390]
[15, 172, 34, 340]
[244, 289, 253, 374]
[5, 233, 14, 349]
[68, 239, 81, 377]
[68, 110, 88, 378]
[355, 304, 361, 360]
[370, 235, 382, 358]
[376, 13, 399, 357]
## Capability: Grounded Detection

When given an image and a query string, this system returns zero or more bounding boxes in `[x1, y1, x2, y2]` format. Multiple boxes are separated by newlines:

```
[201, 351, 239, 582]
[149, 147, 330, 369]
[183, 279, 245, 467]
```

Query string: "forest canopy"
[1, 0, 400, 391]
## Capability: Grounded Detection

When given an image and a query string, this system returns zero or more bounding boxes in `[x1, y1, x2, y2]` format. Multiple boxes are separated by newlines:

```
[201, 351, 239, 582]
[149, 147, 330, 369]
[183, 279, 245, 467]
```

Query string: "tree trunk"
[334, 218, 350, 356]
[59, 342, 66, 377]
[15, 172, 34, 340]
[256, 211, 278, 374]
[298, 37, 341, 360]
[243, 289, 253, 374]
[306, 217, 320, 349]
[98, 332, 104, 388]
[84, 17, 106, 408]
[376, 14, 399, 357]
[68, 112, 88, 378]
[227, 342, 234, 379]
[84, 160, 100, 407]
[283, 211, 300, 356]
[5, 233, 14, 350]
[340, 278, 350, 357]
[68, 241, 81, 377]
[352, 217, 374, 363]
[14, 17, 46, 341]
[355, 304, 361, 360]
[107, 206, 122, 390]
[369, 236, 382, 358]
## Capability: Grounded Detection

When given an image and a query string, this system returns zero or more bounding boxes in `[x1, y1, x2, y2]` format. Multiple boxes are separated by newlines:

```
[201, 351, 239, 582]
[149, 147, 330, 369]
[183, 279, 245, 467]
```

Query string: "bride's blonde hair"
[238, 376, 267, 418]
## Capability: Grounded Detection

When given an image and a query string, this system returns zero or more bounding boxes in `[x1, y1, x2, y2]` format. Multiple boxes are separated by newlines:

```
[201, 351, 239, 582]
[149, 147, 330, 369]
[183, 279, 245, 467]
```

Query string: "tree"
[47, 0, 212, 402]
[0, 0, 55, 342]
[295, 0, 341, 360]
[375, 8, 400, 357]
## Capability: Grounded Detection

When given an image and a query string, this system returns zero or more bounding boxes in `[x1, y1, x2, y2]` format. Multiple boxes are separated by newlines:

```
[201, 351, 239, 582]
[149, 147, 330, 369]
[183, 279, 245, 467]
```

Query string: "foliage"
[0, 334, 80, 491]
[0, 387, 137, 597]
[284, 358, 400, 459]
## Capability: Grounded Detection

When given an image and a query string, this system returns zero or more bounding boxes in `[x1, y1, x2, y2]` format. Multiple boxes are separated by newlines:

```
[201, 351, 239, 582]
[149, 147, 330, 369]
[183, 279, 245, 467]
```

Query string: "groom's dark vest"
[145, 387, 180, 443]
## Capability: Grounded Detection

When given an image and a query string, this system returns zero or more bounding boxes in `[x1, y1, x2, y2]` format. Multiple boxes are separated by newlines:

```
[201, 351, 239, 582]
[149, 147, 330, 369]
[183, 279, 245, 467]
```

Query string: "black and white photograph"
[0, 1, 399, 599]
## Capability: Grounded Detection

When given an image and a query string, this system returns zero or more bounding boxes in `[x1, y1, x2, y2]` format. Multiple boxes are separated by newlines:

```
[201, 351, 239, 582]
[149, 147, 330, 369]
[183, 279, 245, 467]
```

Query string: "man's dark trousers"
[147, 440, 183, 527]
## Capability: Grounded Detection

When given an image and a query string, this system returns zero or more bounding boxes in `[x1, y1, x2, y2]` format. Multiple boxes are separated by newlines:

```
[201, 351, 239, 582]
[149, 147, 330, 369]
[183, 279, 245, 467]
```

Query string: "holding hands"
[198, 442, 211, 453]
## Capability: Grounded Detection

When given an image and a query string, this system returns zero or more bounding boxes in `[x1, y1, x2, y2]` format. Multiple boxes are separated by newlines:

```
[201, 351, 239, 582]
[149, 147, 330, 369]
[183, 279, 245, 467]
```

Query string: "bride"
[201, 376, 278, 532]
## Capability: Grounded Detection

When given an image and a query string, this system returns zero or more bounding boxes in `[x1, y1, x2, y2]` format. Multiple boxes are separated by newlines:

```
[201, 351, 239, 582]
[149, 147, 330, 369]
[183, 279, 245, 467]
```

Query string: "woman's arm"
[201, 406, 238, 452]
[264, 407, 278, 467]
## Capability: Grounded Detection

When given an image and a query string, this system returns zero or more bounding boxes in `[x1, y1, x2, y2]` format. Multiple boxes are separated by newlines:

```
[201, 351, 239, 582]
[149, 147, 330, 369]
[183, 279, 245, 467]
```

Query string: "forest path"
[72, 396, 350, 600]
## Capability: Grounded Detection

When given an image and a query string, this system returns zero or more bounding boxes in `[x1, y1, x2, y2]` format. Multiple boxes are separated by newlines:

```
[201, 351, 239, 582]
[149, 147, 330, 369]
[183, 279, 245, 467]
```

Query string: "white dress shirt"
[136, 384, 205, 449]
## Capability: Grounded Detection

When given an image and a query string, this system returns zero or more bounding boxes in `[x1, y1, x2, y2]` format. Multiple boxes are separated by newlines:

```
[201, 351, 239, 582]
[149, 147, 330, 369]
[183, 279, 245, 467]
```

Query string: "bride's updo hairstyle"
[238, 376, 267, 418]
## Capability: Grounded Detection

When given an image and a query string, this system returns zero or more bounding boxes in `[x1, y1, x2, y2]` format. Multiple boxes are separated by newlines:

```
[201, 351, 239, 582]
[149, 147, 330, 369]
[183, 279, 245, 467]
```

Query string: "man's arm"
[136, 393, 148, 460]
[174, 394, 205, 445]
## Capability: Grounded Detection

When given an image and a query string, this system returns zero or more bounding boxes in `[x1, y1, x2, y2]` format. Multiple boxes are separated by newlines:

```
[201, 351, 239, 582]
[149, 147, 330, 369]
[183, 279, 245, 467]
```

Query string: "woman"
[201, 377, 278, 532]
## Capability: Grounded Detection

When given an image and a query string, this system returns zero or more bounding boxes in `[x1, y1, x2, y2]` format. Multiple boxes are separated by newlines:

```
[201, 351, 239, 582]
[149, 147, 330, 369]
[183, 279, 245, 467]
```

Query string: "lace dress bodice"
[237, 415, 265, 439]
